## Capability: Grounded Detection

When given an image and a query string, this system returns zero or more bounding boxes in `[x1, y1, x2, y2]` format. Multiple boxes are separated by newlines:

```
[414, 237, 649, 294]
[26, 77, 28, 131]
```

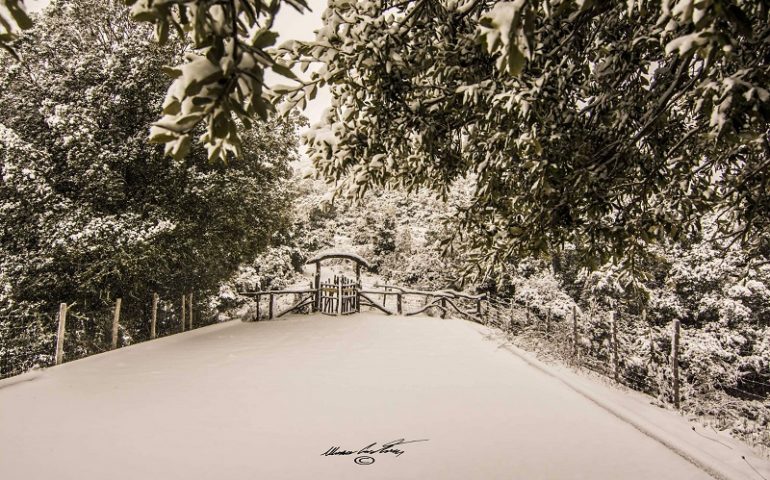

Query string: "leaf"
[155, 20, 169, 45]
[284, 0, 310, 13]
[185, 80, 203, 97]
[208, 144, 222, 162]
[131, 11, 158, 23]
[172, 135, 191, 160]
[252, 30, 279, 49]
[163, 100, 181, 115]
[149, 130, 177, 144]
[212, 113, 229, 139]
[253, 98, 268, 121]
[7, 2, 33, 30]
[192, 96, 214, 106]
[271, 63, 298, 81]
[508, 48, 526, 77]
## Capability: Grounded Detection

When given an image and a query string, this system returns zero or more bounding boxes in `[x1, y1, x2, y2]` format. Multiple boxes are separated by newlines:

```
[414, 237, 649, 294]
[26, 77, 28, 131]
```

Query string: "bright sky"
[269, 0, 331, 128]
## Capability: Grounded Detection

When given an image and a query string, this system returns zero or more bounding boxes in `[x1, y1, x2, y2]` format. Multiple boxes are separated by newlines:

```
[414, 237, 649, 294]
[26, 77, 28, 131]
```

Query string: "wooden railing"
[238, 282, 486, 323]
[239, 288, 316, 320]
[368, 284, 485, 323]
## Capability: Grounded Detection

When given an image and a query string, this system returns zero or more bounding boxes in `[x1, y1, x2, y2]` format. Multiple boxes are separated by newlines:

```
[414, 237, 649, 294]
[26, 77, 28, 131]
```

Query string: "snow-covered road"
[0, 314, 751, 479]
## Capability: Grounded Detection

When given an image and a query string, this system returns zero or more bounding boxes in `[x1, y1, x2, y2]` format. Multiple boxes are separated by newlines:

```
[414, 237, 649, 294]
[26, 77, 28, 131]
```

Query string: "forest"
[1, 0, 769, 457]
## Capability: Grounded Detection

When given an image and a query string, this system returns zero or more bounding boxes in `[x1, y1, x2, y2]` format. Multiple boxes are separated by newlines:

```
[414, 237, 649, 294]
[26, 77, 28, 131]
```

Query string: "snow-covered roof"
[305, 251, 371, 269]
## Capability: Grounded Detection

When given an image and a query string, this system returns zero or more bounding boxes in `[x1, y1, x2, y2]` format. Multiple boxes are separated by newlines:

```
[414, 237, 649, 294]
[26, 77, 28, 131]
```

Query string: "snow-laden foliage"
[273, 0, 770, 275]
[0, 0, 300, 376]
[478, 220, 770, 449]
[5, 0, 769, 275]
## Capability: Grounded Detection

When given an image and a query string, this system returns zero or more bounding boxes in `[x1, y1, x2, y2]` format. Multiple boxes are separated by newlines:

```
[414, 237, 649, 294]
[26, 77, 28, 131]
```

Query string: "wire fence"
[476, 294, 770, 452]
[0, 293, 217, 380]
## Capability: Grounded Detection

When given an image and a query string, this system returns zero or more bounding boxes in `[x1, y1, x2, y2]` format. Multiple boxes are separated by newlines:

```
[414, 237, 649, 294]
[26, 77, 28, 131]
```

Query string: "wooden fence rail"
[239, 282, 487, 323]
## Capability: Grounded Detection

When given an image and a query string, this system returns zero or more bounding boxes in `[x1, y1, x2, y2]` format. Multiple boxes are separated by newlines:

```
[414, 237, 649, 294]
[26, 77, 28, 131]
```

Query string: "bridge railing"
[238, 288, 316, 320]
[363, 284, 485, 323]
[238, 282, 488, 322]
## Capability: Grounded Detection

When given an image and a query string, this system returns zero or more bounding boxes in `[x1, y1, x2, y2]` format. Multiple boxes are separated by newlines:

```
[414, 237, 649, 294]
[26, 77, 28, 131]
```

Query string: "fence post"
[546, 308, 551, 335]
[572, 305, 578, 358]
[313, 262, 321, 312]
[611, 311, 619, 382]
[440, 297, 447, 319]
[397, 293, 403, 315]
[255, 293, 261, 321]
[55, 302, 68, 365]
[476, 297, 482, 319]
[509, 301, 514, 331]
[356, 280, 362, 313]
[181, 294, 186, 332]
[335, 277, 342, 316]
[111, 298, 122, 350]
[269, 292, 274, 320]
[151, 292, 158, 340]
[672, 319, 681, 409]
[188, 292, 194, 330]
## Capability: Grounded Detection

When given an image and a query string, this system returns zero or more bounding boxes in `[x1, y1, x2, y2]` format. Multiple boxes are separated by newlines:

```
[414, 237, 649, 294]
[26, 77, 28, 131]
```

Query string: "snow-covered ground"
[1, 314, 768, 479]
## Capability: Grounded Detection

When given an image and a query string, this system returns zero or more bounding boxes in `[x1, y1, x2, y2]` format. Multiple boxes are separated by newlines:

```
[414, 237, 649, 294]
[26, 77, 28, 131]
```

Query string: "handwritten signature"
[321, 438, 429, 459]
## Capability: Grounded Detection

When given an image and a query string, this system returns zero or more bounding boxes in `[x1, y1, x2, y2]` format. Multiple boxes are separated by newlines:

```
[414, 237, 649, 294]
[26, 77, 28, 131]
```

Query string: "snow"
[1, 314, 767, 479]
[665, 32, 710, 56]
[306, 250, 371, 268]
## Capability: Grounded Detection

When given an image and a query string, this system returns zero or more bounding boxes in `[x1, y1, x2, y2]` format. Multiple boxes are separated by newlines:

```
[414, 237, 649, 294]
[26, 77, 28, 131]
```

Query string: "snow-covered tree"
[282, 0, 770, 274]
[0, 0, 300, 371]
[5, 0, 769, 274]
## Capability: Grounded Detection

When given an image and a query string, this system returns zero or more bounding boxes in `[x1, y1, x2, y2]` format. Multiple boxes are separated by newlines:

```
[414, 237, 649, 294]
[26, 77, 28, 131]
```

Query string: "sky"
[26, 0, 332, 129]
[269, 0, 331, 128]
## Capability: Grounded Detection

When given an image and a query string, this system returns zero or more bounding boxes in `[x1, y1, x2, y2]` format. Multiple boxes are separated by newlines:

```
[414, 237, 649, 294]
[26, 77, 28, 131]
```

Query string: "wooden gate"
[319, 275, 358, 315]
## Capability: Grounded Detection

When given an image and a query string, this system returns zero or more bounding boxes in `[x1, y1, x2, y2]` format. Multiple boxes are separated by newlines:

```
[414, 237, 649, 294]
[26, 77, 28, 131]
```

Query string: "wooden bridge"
[239, 251, 486, 323]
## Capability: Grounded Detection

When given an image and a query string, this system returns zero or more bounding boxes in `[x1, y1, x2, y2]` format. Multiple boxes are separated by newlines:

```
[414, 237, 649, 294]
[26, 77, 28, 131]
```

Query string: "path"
[0, 314, 759, 479]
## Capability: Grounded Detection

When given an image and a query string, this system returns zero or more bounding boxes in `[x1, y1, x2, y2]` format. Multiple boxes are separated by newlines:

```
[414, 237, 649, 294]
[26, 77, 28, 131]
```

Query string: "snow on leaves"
[478, 0, 533, 76]
[279, 0, 770, 275]
[2, 0, 769, 274]
[127, 0, 309, 162]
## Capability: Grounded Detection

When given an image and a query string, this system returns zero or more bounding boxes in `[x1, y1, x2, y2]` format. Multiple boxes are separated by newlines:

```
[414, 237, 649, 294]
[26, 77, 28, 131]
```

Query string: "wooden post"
[509, 301, 514, 331]
[672, 319, 681, 409]
[269, 292, 274, 320]
[188, 292, 193, 330]
[356, 263, 361, 285]
[255, 293, 261, 321]
[572, 306, 578, 358]
[397, 293, 403, 315]
[181, 294, 186, 332]
[338, 281, 343, 316]
[611, 311, 619, 382]
[151, 292, 158, 340]
[111, 298, 122, 350]
[546, 308, 551, 335]
[55, 303, 67, 365]
[440, 297, 447, 319]
[476, 298, 482, 318]
[313, 261, 321, 312]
